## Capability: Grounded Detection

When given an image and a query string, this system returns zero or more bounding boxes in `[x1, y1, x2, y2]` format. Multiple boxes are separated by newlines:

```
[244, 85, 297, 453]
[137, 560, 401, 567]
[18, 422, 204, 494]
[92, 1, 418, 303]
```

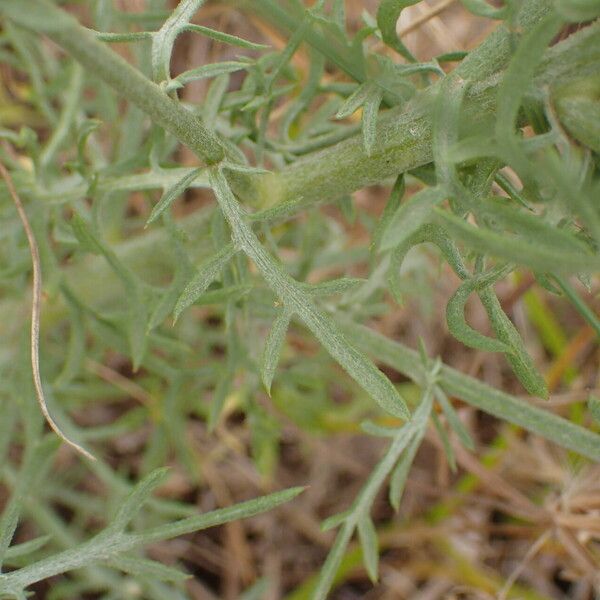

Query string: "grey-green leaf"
[380, 187, 446, 252]
[261, 307, 292, 395]
[174, 242, 238, 320]
[146, 168, 202, 226]
[167, 61, 251, 91]
[357, 516, 379, 582]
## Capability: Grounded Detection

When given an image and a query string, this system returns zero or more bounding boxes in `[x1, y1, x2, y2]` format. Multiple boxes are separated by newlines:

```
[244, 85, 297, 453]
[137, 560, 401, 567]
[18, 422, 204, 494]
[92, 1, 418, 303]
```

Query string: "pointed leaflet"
[174, 242, 238, 320]
[107, 468, 170, 533]
[166, 61, 251, 92]
[380, 186, 446, 252]
[362, 84, 383, 157]
[105, 554, 189, 583]
[357, 516, 379, 582]
[435, 388, 475, 451]
[431, 410, 457, 472]
[320, 510, 350, 532]
[336, 81, 372, 119]
[436, 210, 600, 273]
[183, 24, 268, 50]
[209, 167, 410, 419]
[372, 175, 404, 254]
[304, 278, 365, 297]
[376, 0, 417, 62]
[261, 307, 292, 395]
[146, 168, 202, 226]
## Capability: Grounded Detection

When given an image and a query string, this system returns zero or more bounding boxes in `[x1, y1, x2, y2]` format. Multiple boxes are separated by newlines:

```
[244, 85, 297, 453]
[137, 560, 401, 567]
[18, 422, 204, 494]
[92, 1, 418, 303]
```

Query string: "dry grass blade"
[0, 160, 94, 461]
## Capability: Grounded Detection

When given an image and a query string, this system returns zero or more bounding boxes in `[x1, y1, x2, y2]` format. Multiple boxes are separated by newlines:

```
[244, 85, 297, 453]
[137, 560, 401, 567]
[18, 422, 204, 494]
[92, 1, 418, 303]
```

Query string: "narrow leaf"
[261, 308, 292, 395]
[166, 61, 251, 91]
[362, 84, 383, 156]
[336, 82, 371, 120]
[105, 554, 189, 583]
[380, 187, 445, 251]
[184, 24, 268, 50]
[321, 510, 350, 532]
[146, 168, 202, 226]
[357, 516, 379, 582]
[435, 388, 475, 451]
[174, 242, 238, 320]
[108, 468, 170, 533]
[376, 0, 417, 61]
[389, 434, 419, 511]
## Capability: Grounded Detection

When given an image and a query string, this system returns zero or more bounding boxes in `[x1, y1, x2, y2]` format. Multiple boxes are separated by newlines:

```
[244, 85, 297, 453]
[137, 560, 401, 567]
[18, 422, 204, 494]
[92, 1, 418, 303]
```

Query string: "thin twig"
[0, 160, 94, 460]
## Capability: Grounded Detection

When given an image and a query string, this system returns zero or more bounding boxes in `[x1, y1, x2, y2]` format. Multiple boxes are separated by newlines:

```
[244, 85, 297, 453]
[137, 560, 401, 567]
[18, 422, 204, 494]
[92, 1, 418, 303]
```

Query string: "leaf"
[108, 468, 170, 533]
[436, 210, 600, 273]
[174, 242, 238, 320]
[380, 187, 446, 252]
[166, 61, 251, 91]
[495, 13, 563, 184]
[261, 307, 292, 395]
[304, 278, 366, 297]
[435, 388, 475, 451]
[344, 322, 600, 462]
[71, 213, 102, 254]
[184, 24, 269, 50]
[335, 81, 372, 120]
[360, 420, 399, 437]
[105, 554, 189, 583]
[388, 433, 419, 511]
[3, 536, 50, 563]
[376, 0, 417, 61]
[372, 175, 404, 254]
[361, 84, 383, 156]
[208, 368, 233, 431]
[357, 516, 379, 582]
[321, 511, 350, 532]
[146, 168, 202, 226]
[95, 31, 154, 43]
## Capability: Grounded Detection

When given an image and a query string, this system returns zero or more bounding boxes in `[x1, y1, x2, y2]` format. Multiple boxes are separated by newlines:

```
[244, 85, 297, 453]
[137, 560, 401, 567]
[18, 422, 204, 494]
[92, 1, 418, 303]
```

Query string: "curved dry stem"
[0, 160, 94, 461]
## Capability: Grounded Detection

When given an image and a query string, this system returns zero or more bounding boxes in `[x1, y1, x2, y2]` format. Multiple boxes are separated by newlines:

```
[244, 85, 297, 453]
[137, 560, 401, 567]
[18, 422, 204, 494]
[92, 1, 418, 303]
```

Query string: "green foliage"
[0, 0, 599, 598]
